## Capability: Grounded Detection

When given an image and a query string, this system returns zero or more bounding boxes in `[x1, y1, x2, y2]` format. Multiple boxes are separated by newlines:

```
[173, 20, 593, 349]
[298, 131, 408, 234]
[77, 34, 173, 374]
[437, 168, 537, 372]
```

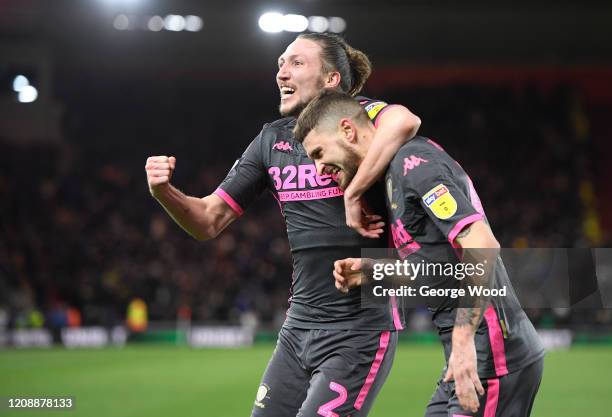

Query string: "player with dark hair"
[295, 90, 545, 417]
[297, 33, 404, 234]
[146, 34, 421, 417]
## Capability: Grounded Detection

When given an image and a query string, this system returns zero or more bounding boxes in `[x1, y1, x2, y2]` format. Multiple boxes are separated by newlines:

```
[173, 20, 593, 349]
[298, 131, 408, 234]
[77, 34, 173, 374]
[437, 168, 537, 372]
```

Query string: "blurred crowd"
[0, 143, 292, 330]
[1, 82, 609, 332]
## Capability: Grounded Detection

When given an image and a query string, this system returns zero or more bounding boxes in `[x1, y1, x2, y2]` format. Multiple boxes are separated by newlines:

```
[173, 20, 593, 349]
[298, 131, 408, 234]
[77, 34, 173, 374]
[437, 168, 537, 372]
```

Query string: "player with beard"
[145, 34, 421, 417]
[294, 90, 545, 417]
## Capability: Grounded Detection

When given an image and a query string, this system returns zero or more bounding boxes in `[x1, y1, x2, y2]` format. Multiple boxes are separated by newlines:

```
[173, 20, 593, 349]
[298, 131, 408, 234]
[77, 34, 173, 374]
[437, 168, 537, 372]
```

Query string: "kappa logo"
[272, 141, 293, 152]
[403, 155, 428, 175]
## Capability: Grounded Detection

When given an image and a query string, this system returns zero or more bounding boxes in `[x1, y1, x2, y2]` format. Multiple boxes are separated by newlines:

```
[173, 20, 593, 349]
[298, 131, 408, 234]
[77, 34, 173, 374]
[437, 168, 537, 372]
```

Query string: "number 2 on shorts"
[317, 382, 348, 417]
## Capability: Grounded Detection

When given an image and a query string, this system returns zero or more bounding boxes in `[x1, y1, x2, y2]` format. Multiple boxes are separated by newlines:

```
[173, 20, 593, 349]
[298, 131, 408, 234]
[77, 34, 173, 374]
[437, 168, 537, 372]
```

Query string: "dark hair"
[294, 90, 369, 143]
[298, 33, 372, 96]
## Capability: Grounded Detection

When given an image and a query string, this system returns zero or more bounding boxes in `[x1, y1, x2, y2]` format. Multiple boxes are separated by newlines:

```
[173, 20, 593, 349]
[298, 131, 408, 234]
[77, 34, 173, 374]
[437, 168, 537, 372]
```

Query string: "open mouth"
[280, 86, 296, 100]
[327, 166, 342, 182]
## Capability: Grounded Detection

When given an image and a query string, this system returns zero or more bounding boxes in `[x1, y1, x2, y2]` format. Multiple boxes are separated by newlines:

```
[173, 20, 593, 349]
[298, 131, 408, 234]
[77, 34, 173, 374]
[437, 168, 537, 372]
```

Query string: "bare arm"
[452, 220, 501, 333]
[445, 220, 500, 413]
[146, 156, 239, 241]
[343, 105, 421, 237]
[153, 185, 238, 241]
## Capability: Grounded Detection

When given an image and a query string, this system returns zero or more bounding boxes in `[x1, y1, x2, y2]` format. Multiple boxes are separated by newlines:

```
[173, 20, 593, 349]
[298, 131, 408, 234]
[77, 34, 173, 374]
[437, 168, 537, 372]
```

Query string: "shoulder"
[354, 95, 388, 115]
[256, 117, 295, 145]
[354, 95, 386, 105]
[391, 136, 438, 163]
[388, 136, 447, 180]
[264, 117, 295, 130]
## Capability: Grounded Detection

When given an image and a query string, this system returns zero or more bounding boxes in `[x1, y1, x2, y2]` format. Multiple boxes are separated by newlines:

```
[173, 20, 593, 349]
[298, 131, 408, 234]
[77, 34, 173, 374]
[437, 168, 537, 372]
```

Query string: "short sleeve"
[214, 131, 268, 216]
[399, 151, 483, 244]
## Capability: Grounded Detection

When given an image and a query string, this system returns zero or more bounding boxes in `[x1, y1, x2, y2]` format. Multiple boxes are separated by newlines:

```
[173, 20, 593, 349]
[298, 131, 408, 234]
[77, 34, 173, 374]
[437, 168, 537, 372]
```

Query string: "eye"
[293, 60, 303, 66]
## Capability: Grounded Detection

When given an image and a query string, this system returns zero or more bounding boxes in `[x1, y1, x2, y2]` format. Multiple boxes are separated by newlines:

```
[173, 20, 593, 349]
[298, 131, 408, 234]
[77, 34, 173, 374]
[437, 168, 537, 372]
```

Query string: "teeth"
[280, 87, 295, 94]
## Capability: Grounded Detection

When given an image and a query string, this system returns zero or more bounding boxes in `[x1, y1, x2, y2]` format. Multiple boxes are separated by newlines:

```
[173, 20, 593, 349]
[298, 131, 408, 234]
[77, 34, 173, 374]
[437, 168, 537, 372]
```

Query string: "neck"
[356, 123, 376, 161]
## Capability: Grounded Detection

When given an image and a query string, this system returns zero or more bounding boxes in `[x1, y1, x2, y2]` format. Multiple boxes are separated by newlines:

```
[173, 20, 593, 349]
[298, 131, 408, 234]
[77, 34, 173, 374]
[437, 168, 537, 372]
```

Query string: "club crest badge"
[386, 176, 398, 210]
[254, 384, 270, 408]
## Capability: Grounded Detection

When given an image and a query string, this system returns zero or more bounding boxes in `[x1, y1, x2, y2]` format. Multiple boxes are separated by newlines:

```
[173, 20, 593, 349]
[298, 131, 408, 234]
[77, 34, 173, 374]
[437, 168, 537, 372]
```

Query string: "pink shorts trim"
[354, 331, 391, 410]
[484, 378, 500, 417]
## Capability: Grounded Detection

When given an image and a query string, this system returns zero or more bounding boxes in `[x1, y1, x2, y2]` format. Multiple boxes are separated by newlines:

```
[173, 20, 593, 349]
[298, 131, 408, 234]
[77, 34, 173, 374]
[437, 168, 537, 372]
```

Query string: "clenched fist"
[145, 156, 176, 196]
[333, 258, 367, 294]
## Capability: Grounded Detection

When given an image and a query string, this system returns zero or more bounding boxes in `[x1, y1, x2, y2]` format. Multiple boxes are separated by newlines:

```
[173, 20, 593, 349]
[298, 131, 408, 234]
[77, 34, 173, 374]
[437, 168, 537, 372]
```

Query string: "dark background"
[1, 0, 611, 331]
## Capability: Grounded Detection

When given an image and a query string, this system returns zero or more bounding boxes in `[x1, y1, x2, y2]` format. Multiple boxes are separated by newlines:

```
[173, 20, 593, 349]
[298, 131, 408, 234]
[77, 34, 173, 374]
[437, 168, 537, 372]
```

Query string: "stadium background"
[1, 1, 611, 416]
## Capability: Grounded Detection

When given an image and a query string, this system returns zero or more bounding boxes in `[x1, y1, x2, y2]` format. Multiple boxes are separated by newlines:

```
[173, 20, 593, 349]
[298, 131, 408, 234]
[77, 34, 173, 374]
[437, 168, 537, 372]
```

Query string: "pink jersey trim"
[427, 138, 445, 151]
[390, 295, 404, 331]
[447, 213, 484, 246]
[386, 232, 404, 331]
[214, 188, 244, 216]
[466, 176, 485, 216]
[373, 104, 402, 128]
[354, 331, 391, 410]
[484, 306, 509, 376]
[484, 378, 500, 417]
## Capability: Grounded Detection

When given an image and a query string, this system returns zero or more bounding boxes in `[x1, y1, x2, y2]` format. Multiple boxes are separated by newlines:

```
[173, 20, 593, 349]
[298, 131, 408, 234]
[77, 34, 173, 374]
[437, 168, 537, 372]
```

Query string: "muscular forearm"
[152, 184, 235, 241]
[345, 106, 420, 199]
[452, 221, 501, 339]
[452, 307, 484, 343]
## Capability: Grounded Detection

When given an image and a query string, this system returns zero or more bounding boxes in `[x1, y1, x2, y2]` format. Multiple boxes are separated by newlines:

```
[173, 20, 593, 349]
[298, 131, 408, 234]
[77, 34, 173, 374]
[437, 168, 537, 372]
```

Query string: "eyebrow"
[278, 54, 302, 66]
[309, 146, 322, 160]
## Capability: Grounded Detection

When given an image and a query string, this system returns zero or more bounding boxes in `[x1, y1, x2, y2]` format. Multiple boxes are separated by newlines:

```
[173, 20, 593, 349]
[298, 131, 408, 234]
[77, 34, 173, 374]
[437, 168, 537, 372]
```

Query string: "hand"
[344, 193, 385, 239]
[333, 258, 366, 293]
[146, 156, 176, 196]
[443, 339, 485, 413]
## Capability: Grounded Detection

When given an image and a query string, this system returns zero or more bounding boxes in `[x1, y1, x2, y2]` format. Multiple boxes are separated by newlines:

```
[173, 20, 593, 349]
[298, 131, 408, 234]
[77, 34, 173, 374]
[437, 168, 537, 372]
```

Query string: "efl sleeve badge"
[422, 184, 458, 220]
[365, 101, 387, 120]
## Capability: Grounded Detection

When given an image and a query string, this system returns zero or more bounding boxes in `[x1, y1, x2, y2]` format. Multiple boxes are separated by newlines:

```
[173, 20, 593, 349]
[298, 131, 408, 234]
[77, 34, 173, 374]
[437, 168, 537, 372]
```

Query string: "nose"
[276, 62, 289, 82]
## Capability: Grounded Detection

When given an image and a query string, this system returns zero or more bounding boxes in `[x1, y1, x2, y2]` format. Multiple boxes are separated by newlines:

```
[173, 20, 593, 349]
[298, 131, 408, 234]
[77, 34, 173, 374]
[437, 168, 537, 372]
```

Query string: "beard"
[336, 143, 362, 190]
[279, 98, 309, 118]
[279, 77, 327, 117]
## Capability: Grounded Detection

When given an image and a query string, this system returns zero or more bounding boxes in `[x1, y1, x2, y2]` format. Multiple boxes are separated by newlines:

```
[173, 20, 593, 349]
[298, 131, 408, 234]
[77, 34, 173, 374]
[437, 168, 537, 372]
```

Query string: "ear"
[339, 118, 357, 143]
[325, 71, 341, 89]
